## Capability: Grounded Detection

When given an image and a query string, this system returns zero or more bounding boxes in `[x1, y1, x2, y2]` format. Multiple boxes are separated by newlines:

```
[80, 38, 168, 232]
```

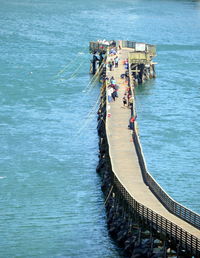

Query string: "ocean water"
[0, 0, 199, 257]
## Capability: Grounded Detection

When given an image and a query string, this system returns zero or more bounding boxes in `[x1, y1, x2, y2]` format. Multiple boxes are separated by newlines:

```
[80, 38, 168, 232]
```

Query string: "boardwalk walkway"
[105, 48, 200, 239]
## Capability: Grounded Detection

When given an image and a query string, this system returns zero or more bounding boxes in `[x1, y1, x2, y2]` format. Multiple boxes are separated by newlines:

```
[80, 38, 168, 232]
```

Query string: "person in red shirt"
[129, 115, 137, 130]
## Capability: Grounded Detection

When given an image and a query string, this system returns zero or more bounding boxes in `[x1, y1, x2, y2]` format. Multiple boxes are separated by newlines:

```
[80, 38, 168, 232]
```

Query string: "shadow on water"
[135, 79, 156, 96]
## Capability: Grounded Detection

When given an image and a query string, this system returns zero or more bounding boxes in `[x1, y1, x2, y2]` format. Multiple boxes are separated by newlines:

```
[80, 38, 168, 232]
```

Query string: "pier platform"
[105, 47, 200, 239]
[92, 40, 200, 256]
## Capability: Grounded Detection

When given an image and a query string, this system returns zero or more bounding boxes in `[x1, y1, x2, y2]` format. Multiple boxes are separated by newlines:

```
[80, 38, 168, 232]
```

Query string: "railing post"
[185, 231, 188, 251]
[134, 200, 138, 222]
[156, 213, 159, 232]
[191, 235, 193, 253]
[175, 225, 177, 237]
[196, 238, 198, 257]
[180, 228, 182, 245]
[170, 222, 172, 240]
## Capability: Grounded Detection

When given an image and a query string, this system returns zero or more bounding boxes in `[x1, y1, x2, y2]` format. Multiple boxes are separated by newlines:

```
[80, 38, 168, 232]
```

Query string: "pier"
[90, 40, 200, 257]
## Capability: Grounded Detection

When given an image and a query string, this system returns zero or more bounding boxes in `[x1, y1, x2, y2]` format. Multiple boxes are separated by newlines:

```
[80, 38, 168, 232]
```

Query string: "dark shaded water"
[0, 0, 199, 257]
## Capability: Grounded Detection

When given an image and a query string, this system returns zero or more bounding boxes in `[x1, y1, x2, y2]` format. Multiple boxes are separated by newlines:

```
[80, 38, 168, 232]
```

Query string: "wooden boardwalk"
[105, 48, 200, 239]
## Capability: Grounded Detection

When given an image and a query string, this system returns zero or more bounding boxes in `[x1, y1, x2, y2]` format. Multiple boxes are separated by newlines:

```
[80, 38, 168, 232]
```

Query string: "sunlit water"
[0, 0, 200, 257]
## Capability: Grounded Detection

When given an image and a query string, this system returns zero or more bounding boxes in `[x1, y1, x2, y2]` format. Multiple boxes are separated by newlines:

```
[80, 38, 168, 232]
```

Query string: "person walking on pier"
[112, 90, 116, 101]
[111, 58, 114, 67]
[113, 84, 119, 98]
[124, 59, 129, 70]
[107, 86, 114, 102]
[108, 61, 113, 71]
[114, 56, 119, 68]
[110, 76, 116, 85]
[128, 96, 133, 109]
[123, 95, 127, 106]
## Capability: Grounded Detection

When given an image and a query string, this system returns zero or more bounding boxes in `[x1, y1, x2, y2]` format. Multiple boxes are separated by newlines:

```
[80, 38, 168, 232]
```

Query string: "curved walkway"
[105, 48, 200, 238]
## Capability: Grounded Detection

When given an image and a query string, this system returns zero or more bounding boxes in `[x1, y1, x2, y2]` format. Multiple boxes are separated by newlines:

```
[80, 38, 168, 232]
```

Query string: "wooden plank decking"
[105, 48, 200, 238]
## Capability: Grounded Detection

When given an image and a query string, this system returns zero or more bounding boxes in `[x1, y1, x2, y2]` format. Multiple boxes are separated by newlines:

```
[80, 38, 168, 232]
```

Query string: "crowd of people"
[105, 45, 137, 130]
[106, 46, 133, 109]
[108, 55, 119, 71]
[107, 76, 119, 102]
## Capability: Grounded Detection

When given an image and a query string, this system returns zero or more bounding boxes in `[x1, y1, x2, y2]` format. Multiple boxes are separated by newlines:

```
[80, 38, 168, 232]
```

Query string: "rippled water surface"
[0, 0, 200, 257]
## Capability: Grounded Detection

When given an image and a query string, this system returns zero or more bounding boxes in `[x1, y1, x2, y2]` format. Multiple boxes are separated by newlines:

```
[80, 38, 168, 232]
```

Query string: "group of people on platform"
[105, 46, 137, 130]
[106, 47, 119, 102]
[108, 56, 119, 71]
[107, 76, 119, 102]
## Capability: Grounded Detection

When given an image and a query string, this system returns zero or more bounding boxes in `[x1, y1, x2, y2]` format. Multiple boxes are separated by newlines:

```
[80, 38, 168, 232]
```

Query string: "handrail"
[132, 123, 200, 230]
[122, 40, 156, 56]
[131, 99, 200, 229]
[89, 41, 116, 54]
[127, 50, 200, 229]
[112, 172, 200, 256]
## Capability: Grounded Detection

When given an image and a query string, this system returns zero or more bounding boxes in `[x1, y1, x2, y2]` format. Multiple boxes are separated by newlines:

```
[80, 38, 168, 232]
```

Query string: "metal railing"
[132, 127, 200, 230]
[127, 60, 200, 229]
[89, 41, 116, 54]
[112, 172, 200, 256]
[121, 40, 156, 56]
[122, 40, 136, 49]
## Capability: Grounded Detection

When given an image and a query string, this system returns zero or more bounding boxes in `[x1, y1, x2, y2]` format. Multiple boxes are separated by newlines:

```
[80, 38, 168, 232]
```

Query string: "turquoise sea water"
[0, 0, 200, 257]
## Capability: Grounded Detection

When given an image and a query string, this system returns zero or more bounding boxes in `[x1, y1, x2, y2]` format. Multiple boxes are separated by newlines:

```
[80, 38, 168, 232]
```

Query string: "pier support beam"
[99, 53, 104, 66]
[92, 53, 99, 75]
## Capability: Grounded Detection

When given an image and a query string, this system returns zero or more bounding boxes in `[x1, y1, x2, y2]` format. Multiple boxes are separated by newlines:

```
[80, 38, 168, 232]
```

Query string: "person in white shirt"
[107, 87, 114, 102]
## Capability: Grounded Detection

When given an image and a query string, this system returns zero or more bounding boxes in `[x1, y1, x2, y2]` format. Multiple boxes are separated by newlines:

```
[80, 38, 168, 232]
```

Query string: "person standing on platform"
[123, 95, 127, 106]
[128, 115, 137, 130]
[129, 96, 133, 109]
[124, 59, 129, 70]
[107, 87, 114, 102]
[112, 90, 116, 101]
[113, 84, 119, 98]
[110, 76, 116, 85]
[108, 61, 113, 71]
[114, 56, 119, 68]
